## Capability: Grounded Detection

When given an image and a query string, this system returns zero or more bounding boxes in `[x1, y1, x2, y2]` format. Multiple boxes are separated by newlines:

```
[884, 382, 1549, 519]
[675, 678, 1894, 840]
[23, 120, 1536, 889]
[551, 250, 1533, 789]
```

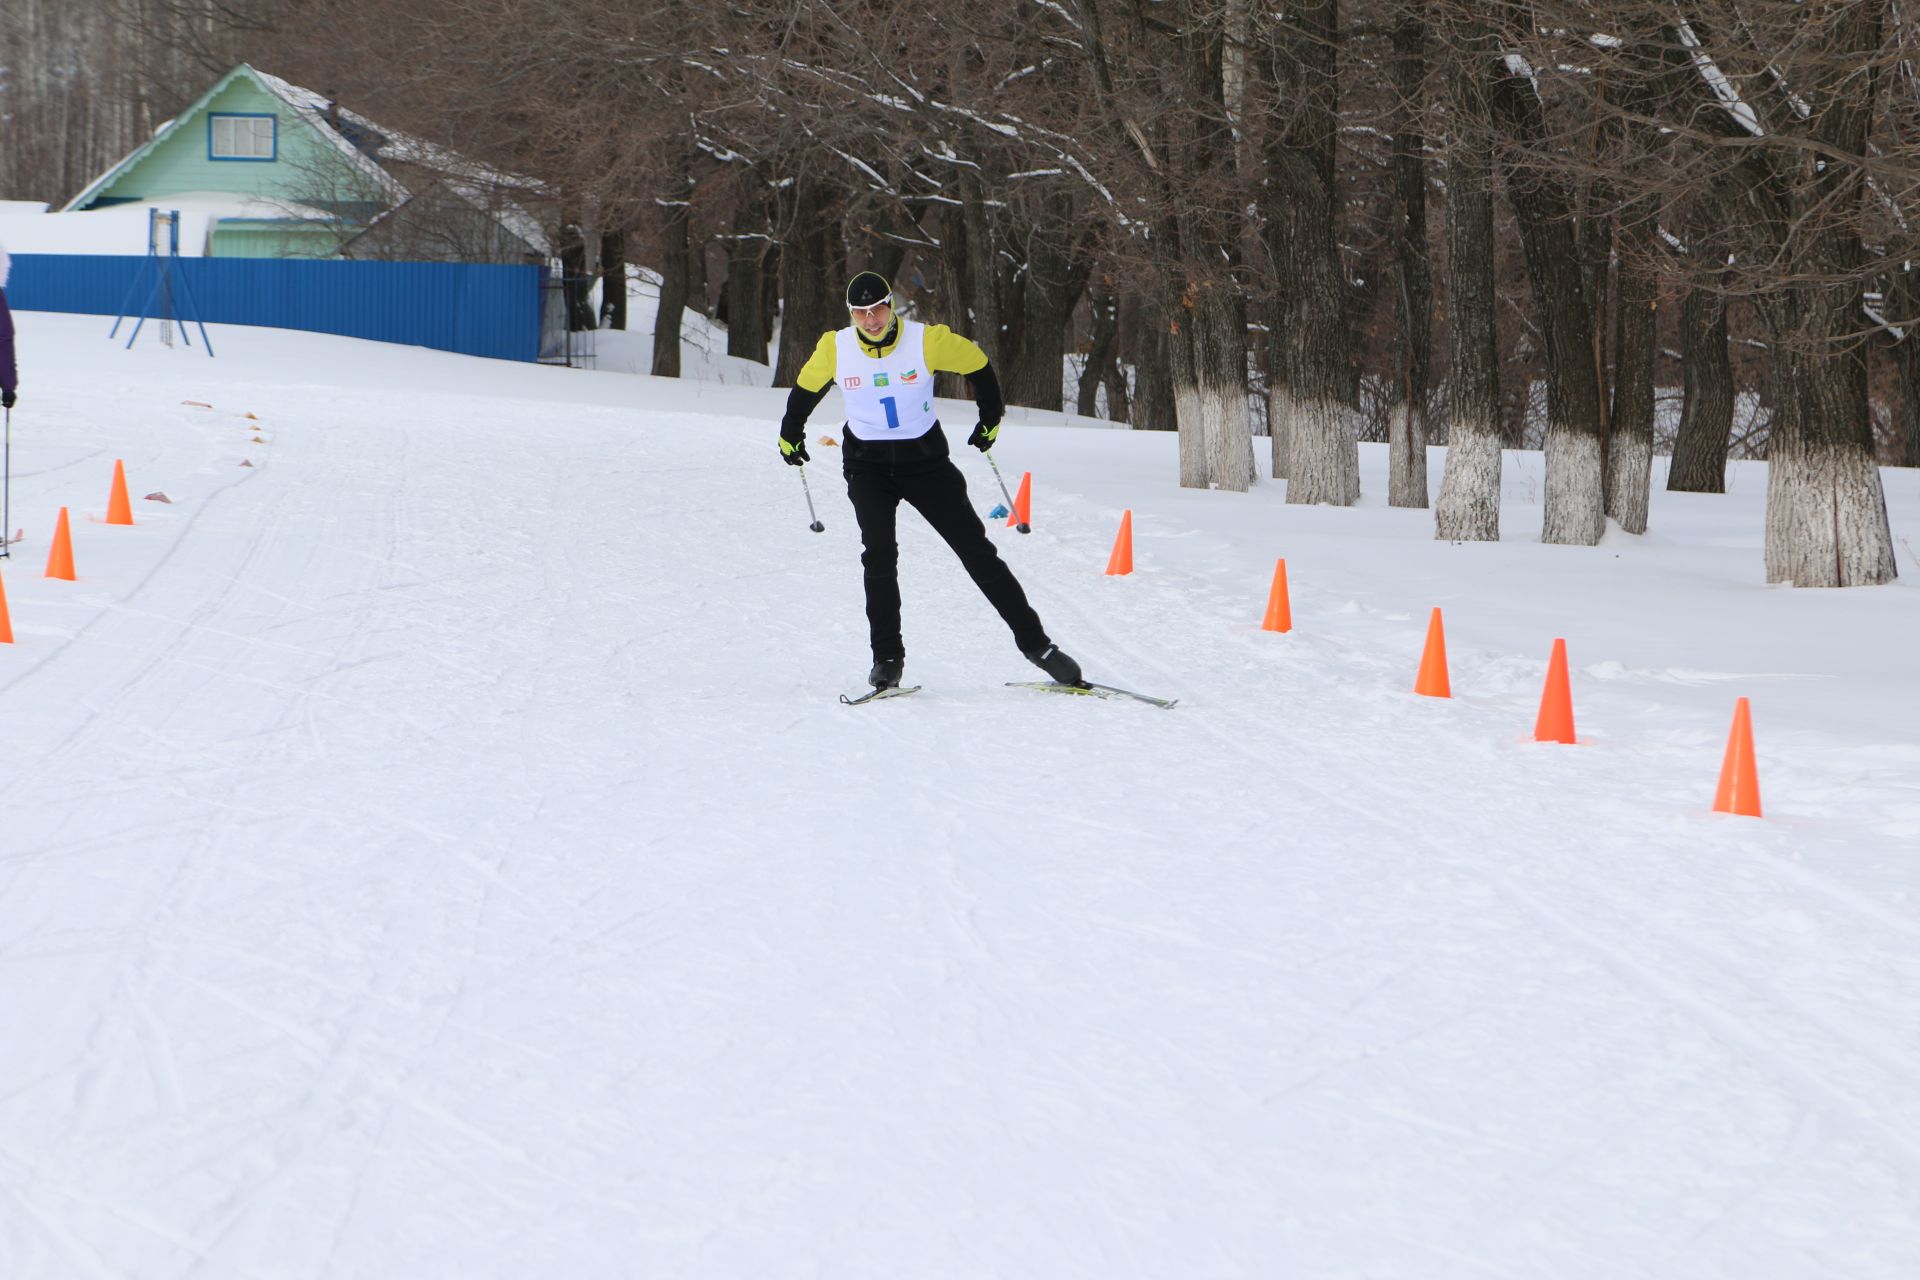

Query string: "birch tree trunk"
[1269, 0, 1356, 505]
[1386, 6, 1432, 509]
[1155, 4, 1251, 489]
[1267, 350, 1294, 481]
[1434, 7, 1502, 542]
[1762, 341, 1896, 586]
[1170, 283, 1253, 490]
[1606, 255, 1655, 533]
[1737, 3, 1896, 585]
[1262, 292, 1292, 479]
[1491, 64, 1604, 546]
[1167, 305, 1212, 486]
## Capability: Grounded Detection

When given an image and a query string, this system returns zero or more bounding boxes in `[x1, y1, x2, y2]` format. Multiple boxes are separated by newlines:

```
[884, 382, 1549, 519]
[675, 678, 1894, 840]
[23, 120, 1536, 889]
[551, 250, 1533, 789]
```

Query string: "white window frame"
[209, 114, 276, 161]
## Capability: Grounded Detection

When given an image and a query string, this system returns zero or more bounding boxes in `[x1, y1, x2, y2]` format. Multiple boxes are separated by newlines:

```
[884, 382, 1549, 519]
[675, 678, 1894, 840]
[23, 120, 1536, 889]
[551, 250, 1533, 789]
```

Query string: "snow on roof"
[250, 68, 548, 250]
[248, 67, 408, 203]
[453, 188, 551, 255]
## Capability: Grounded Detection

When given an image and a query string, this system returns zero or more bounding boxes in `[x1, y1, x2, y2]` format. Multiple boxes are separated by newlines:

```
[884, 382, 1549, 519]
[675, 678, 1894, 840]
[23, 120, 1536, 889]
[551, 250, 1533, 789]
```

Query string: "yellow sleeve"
[796, 331, 839, 392]
[922, 325, 989, 376]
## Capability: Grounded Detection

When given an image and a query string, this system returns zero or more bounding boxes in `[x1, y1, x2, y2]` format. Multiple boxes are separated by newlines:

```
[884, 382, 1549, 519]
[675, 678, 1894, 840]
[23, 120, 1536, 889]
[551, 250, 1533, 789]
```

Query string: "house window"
[209, 114, 276, 161]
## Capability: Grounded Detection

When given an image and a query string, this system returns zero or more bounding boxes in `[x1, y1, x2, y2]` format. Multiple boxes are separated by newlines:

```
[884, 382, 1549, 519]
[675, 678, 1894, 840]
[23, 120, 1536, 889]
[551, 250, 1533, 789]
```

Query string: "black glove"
[965, 363, 1004, 451]
[779, 423, 810, 466]
[1, 390, 14, 409]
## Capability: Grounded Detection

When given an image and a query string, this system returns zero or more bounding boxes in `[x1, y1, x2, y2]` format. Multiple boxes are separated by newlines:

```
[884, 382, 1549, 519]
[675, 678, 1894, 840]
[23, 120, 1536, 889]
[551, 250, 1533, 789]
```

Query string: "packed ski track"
[0, 315, 1916, 1278]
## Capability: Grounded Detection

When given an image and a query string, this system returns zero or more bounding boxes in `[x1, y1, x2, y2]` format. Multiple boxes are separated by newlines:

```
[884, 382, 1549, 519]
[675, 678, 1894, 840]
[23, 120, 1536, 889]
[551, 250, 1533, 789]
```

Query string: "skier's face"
[850, 299, 892, 337]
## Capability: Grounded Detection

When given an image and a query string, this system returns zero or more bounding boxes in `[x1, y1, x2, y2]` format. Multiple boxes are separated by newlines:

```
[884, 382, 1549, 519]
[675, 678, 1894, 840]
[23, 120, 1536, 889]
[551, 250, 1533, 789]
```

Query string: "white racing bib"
[836, 321, 938, 440]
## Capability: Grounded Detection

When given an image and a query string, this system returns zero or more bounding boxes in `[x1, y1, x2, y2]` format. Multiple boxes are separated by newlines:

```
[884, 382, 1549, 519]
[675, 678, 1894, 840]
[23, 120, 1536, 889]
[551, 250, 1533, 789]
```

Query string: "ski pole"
[797, 463, 826, 533]
[983, 446, 1030, 534]
[2, 405, 10, 559]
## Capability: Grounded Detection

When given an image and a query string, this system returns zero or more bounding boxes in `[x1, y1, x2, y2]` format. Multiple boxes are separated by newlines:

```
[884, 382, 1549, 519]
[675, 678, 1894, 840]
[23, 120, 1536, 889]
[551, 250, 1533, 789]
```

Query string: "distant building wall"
[7, 253, 545, 363]
[209, 220, 342, 259]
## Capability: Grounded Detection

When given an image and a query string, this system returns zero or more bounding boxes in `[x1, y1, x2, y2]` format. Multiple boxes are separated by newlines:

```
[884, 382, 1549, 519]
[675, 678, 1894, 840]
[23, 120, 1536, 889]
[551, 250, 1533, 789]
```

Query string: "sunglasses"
[849, 296, 892, 318]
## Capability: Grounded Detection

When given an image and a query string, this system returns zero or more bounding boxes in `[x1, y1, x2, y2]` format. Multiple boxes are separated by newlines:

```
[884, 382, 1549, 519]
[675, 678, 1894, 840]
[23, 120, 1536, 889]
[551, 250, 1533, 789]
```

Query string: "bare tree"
[653, 170, 692, 378]
[1385, 3, 1434, 509]
[16, 0, 1912, 590]
[1607, 240, 1657, 533]
[1666, 203, 1735, 492]
[1434, 1, 1504, 542]
[1891, 261, 1920, 468]
[1487, 40, 1606, 546]
[1071, 0, 1254, 490]
[1673, 4, 1898, 585]
[1267, 0, 1358, 504]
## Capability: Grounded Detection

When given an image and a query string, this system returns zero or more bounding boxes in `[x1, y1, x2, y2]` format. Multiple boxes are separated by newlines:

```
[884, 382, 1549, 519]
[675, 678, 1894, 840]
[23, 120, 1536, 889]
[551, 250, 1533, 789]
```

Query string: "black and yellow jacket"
[780, 318, 1004, 440]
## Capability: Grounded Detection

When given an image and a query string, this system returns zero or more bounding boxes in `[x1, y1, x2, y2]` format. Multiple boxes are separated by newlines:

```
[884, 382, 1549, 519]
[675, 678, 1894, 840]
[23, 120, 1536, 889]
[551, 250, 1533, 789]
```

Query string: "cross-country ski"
[1006, 679, 1179, 709]
[839, 683, 921, 706]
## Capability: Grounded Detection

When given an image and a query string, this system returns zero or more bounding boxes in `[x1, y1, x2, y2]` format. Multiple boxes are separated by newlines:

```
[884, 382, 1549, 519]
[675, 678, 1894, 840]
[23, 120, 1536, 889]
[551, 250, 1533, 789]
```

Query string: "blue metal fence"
[6, 254, 545, 362]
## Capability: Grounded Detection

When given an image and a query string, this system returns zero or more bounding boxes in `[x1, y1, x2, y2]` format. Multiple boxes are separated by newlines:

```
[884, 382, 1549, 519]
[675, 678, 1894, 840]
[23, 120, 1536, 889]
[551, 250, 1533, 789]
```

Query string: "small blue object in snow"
[988, 504, 1009, 519]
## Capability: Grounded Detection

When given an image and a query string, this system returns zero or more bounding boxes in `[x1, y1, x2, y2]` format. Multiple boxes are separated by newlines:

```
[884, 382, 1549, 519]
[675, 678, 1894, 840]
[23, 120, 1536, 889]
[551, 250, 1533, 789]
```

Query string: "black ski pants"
[841, 425, 1047, 661]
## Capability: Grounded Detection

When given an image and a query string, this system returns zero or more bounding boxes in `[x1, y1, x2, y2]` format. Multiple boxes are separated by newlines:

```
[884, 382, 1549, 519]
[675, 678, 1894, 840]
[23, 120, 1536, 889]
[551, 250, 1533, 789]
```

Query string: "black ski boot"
[1023, 643, 1084, 687]
[869, 656, 905, 690]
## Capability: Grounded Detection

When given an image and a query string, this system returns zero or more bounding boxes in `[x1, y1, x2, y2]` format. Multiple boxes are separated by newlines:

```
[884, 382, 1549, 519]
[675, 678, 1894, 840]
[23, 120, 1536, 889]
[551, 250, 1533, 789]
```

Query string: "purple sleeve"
[0, 290, 16, 396]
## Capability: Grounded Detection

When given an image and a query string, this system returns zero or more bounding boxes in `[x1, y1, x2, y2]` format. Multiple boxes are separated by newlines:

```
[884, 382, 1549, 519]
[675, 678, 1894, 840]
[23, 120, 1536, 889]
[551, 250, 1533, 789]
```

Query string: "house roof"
[60, 64, 554, 258]
[62, 65, 406, 213]
[63, 64, 554, 218]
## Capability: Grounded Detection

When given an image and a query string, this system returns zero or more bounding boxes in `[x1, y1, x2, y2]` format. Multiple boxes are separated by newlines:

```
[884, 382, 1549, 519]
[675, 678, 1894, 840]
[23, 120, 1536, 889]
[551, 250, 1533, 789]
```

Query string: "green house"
[63, 64, 547, 263]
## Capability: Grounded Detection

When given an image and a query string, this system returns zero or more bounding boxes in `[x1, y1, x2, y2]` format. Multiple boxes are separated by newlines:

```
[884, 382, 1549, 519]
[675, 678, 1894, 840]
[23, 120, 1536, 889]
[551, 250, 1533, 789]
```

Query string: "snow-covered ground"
[2, 305, 1918, 1279]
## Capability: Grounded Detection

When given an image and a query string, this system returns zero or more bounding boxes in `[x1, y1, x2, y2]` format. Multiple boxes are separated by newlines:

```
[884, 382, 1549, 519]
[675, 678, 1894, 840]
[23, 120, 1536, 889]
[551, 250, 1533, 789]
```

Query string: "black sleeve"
[780, 382, 831, 438]
[965, 361, 1004, 427]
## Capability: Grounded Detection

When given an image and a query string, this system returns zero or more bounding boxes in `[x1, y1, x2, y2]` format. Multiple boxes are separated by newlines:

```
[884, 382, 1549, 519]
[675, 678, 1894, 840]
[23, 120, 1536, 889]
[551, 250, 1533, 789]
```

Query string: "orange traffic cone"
[0, 567, 13, 644]
[107, 459, 134, 526]
[1413, 607, 1450, 698]
[1533, 638, 1576, 743]
[1105, 510, 1133, 575]
[1262, 558, 1292, 632]
[1008, 471, 1032, 529]
[45, 507, 75, 581]
[1713, 697, 1762, 817]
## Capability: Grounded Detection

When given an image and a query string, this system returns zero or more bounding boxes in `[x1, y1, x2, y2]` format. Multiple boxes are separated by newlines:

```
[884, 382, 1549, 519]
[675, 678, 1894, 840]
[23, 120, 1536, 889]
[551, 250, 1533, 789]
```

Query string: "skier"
[778, 270, 1082, 692]
[0, 241, 17, 412]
